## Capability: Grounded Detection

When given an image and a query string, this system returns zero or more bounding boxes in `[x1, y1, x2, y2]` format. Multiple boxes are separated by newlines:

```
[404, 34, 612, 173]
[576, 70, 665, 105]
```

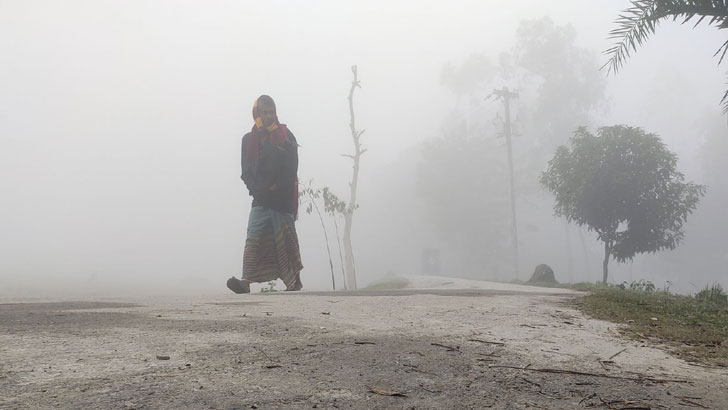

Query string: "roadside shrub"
[260, 281, 280, 293]
[627, 279, 655, 292]
[695, 283, 728, 307]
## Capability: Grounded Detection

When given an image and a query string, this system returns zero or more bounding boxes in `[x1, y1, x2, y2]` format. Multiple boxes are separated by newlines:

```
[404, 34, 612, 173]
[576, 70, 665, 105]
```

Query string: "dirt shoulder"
[1, 277, 727, 409]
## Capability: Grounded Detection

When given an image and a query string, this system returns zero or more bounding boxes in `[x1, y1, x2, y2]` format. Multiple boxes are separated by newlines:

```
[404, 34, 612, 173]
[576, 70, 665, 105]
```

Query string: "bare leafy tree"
[343, 66, 366, 290]
[603, 0, 728, 111]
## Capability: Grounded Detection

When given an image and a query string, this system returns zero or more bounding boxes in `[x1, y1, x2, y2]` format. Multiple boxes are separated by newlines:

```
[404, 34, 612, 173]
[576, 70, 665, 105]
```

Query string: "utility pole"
[491, 87, 520, 280]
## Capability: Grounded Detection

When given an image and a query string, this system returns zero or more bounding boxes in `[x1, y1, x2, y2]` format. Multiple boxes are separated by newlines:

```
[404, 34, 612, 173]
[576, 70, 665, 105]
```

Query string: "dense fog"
[1, 0, 726, 298]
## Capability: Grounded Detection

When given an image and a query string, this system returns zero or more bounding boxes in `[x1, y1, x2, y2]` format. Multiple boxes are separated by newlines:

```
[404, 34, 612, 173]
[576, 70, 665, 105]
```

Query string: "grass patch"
[569, 281, 615, 292]
[523, 281, 563, 288]
[362, 277, 410, 290]
[509, 279, 565, 288]
[572, 282, 728, 367]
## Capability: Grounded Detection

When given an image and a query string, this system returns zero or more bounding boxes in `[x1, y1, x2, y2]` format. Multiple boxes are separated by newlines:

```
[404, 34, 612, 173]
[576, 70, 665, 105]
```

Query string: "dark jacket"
[241, 129, 298, 215]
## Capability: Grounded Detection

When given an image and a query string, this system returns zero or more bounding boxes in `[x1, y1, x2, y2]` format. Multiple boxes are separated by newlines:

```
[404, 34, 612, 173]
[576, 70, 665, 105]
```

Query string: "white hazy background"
[1, 0, 726, 298]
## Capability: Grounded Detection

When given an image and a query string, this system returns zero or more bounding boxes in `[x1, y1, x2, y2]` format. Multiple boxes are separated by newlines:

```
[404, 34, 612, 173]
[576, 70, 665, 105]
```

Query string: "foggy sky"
[1, 0, 726, 298]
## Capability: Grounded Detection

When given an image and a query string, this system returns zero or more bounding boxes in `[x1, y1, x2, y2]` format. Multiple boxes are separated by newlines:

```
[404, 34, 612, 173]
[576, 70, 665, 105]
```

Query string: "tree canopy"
[540, 125, 705, 283]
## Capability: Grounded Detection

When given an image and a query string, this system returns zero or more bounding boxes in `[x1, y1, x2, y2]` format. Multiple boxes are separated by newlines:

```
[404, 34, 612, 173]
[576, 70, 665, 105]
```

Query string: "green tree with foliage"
[604, 0, 728, 111]
[540, 125, 706, 283]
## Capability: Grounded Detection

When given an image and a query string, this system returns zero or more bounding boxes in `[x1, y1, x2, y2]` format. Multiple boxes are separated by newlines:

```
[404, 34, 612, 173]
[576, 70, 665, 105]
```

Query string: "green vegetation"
[361, 277, 410, 291]
[572, 281, 728, 366]
[512, 278, 564, 288]
[603, 0, 728, 112]
[541, 125, 705, 283]
[260, 280, 280, 293]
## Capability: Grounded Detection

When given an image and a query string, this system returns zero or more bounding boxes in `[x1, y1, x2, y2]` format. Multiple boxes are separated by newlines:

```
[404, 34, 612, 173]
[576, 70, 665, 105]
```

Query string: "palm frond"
[715, 39, 728, 64]
[603, 0, 728, 74]
[723, 72, 728, 113]
[604, 1, 728, 113]
[602, 1, 663, 75]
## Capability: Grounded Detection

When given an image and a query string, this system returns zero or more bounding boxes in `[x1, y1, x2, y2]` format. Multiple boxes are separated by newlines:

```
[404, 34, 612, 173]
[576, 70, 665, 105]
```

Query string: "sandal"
[226, 277, 251, 294]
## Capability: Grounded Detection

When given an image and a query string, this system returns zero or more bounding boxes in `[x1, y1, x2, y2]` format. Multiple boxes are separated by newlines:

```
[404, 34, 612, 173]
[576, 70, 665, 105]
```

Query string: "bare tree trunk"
[602, 240, 611, 284]
[332, 216, 347, 290]
[564, 221, 573, 283]
[578, 227, 591, 279]
[343, 65, 366, 290]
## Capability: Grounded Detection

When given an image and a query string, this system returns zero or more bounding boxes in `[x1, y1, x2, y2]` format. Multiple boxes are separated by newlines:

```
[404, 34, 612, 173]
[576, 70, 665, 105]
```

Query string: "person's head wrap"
[253, 95, 279, 132]
[251, 95, 289, 145]
[242, 95, 299, 219]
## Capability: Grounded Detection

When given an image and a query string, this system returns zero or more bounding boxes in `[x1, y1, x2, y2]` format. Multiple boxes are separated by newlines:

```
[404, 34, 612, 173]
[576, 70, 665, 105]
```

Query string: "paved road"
[2, 287, 727, 409]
